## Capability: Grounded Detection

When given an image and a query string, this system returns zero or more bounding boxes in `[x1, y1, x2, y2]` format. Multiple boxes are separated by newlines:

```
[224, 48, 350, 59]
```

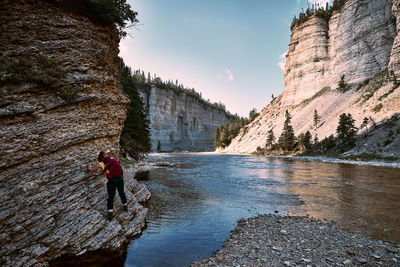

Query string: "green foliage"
[81, 0, 138, 37]
[378, 83, 398, 101]
[214, 116, 248, 149]
[278, 110, 296, 151]
[298, 86, 330, 107]
[1, 55, 77, 102]
[132, 69, 231, 115]
[360, 117, 370, 134]
[297, 131, 312, 151]
[336, 113, 357, 151]
[337, 74, 348, 92]
[360, 69, 389, 102]
[356, 78, 370, 91]
[119, 60, 151, 158]
[249, 108, 258, 122]
[291, 0, 346, 30]
[372, 103, 383, 113]
[313, 109, 321, 130]
[265, 129, 276, 150]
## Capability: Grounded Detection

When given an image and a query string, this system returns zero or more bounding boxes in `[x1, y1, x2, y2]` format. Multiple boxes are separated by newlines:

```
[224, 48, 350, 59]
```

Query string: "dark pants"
[106, 175, 127, 211]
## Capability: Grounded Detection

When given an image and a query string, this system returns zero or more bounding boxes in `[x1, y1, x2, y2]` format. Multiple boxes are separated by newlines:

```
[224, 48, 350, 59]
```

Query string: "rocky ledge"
[192, 215, 400, 267]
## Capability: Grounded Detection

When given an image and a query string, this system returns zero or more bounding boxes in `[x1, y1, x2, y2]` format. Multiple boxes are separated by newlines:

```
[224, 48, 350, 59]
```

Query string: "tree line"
[131, 69, 231, 114]
[291, 0, 347, 30]
[256, 109, 372, 155]
[214, 108, 258, 149]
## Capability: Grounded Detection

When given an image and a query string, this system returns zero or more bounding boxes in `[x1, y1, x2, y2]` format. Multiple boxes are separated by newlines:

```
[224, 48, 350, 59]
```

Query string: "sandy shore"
[192, 214, 400, 267]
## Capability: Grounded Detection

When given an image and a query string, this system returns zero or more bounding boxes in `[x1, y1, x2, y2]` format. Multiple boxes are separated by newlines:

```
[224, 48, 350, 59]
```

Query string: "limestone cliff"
[140, 85, 232, 152]
[224, 0, 400, 156]
[0, 1, 150, 266]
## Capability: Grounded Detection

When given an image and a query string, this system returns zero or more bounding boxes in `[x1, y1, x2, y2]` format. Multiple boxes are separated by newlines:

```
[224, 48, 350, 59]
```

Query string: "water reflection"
[126, 154, 400, 267]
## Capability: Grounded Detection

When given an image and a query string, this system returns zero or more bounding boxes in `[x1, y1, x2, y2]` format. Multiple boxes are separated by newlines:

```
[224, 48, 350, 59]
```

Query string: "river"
[123, 153, 400, 267]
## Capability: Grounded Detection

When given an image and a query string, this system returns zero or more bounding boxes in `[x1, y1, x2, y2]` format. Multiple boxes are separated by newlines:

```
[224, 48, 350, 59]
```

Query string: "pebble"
[357, 257, 368, 264]
[191, 214, 400, 267]
[343, 259, 351, 265]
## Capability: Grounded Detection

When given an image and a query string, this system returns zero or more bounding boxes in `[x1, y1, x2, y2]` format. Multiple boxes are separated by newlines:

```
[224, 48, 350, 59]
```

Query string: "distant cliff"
[0, 1, 149, 266]
[140, 85, 232, 152]
[223, 0, 400, 157]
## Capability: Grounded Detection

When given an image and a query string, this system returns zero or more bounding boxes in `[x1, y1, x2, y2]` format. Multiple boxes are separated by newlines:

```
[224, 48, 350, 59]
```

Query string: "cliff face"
[283, 0, 396, 106]
[0, 1, 150, 266]
[224, 0, 400, 156]
[140, 85, 231, 152]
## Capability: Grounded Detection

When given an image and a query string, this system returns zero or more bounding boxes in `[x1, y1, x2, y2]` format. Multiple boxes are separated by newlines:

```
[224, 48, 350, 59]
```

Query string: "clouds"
[218, 69, 235, 81]
[278, 51, 288, 71]
[226, 69, 234, 81]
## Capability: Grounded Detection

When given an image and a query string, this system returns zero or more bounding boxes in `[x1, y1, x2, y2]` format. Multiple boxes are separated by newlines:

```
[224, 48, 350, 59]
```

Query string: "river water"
[124, 153, 400, 267]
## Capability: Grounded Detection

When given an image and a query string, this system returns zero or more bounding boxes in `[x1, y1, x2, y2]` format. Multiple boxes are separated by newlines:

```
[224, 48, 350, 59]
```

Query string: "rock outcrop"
[223, 0, 400, 157]
[140, 85, 232, 152]
[283, 0, 396, 106]
[0, 1, 150, 266]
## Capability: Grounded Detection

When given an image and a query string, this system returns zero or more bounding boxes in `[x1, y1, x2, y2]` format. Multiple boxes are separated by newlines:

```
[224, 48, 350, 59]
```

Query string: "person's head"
[98, 151, 105, 162]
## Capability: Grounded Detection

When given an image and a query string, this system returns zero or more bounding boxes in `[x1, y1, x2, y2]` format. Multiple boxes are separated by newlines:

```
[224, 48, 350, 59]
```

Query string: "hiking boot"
[107, 211, 113, 221]
[123, 204, 128, 212]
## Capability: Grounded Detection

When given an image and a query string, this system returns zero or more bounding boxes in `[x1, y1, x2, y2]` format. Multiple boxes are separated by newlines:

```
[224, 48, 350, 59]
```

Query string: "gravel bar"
[192, 214, 400, 267]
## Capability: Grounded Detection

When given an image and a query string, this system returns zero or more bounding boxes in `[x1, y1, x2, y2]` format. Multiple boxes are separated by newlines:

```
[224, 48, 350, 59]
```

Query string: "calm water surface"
[125, 153, 400, 267]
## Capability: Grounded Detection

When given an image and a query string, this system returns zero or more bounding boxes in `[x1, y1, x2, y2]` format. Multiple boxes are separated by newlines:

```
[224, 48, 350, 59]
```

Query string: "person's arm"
[89, 163, 103, 176]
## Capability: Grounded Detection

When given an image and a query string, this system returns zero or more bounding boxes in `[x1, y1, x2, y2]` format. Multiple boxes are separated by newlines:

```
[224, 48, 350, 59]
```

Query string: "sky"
[119, 0, 331, 117]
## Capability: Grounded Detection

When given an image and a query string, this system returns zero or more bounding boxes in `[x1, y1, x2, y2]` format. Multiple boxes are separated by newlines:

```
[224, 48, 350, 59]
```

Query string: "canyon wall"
[140, 85, 232, 151]
[0, 1, 150, 266]
[283, 0, 396, 106]
[224, 0, 400, 156]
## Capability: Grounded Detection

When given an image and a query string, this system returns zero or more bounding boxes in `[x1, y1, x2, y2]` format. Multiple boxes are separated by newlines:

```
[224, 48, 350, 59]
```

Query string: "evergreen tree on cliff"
[278, 110, 295, 152]
[120, 60, 151, 158]
[336, 113, 357, 151]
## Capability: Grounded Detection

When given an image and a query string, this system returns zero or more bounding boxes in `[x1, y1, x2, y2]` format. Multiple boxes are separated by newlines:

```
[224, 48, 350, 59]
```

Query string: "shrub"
[372, 103, 383, 113]
[1, 55, 78, 102]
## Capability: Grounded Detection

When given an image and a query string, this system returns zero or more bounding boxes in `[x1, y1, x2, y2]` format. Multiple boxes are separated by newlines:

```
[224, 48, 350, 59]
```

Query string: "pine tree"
[120, 59, 151, 158]
[278, 110, 295, 151]
[265, 129, 275, 150]
[360, 117, 369, 135]
[336, 113, 357, 151]
[298, 131, 312, 150]
[313, 110, 321, 130]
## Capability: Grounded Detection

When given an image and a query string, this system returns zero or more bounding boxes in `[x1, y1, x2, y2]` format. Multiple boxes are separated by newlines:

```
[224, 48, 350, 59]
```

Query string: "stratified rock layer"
[284, 0, 396, 106]
[0, 1, 150, 266]
[140, 85, 232, 152]
[224, 0, 400, 156]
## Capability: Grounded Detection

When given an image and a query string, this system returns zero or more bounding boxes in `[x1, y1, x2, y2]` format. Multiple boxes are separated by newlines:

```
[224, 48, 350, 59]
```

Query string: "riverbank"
[211, 151, 400, 169]
[192, 214, 400, 266]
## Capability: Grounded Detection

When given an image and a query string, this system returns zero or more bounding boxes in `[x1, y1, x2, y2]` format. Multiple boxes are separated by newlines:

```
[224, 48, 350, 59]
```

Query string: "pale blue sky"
[120, 0, 330, 117]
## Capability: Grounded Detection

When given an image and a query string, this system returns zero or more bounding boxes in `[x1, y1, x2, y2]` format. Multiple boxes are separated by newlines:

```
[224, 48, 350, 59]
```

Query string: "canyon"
[223, 0, 400, 157]
[0, 1, 150, 266]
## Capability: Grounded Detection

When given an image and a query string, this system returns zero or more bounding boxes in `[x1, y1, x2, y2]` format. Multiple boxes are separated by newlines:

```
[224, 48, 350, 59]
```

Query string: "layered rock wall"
[224, 0, 400, 155]
[0, 1, 149, 266]
[140, 85, 231, 151]
[283, 0, 396, 106]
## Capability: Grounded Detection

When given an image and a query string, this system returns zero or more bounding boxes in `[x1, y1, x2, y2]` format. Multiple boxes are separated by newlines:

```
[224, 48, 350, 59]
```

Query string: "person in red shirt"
[89, 151, 128, 220]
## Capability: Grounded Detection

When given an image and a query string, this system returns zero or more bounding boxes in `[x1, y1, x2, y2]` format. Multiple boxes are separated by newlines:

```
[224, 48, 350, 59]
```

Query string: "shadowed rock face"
[140, 85, 232, 152]
[0, 1, 150, 266]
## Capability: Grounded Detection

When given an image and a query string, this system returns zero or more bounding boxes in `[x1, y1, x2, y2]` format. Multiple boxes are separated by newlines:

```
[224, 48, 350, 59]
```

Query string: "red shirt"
[101, 156, 123, 179]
